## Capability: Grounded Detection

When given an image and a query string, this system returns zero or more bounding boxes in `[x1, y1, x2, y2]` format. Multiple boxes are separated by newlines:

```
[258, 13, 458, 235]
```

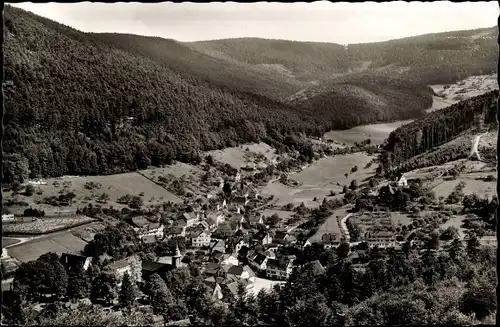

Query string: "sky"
[9, 1, 499, 44]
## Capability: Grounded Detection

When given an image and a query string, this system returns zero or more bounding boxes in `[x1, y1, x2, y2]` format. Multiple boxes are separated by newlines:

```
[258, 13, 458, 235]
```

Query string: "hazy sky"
[10, 1, 499, 44]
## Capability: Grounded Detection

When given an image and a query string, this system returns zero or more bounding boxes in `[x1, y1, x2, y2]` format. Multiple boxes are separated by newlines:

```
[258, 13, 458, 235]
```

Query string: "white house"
[221, 254, 239, 266]
[105, 255, 142, 286]
[234, 239, 249, 254]
[190, 230, 212, 248]
[397, 175, 408, 188]
[248, 253, 268, 272]
[265, 258, 294, 280]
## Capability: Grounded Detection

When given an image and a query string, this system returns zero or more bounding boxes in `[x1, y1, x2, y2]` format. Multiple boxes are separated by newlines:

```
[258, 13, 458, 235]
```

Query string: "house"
[231, 197, 248, 213]
[203, 263, 228, 277]
[206, 191, 219, 200]
[220, 254, 239, 266]
[210, 239, 226, 254]
[321, 233, 342, 249]
[2, 214, 15, 222]
[228, 213, 245, 224]
[264, 248, 276, 259]
[227, 265, 256, 282]
[60, 253, 93, 271]
[142, 245, 183, 280]
[248, 252, 268, 271]
[132, 217, 165, 239]
[210, 283, 224, 300]
[246, 213, 264, 227]
[234, 239, 248, 254]
[234, 172, 241, 183]
[217, 199, 228, 211]
[397, 175, 408, 188]
[166, 226, 186, 238]
[364, 231, 397, 248]
[255, 232, 273, 246]
[179, 212, 199, 228]
[265, 257, 294, 280]
[105, 255, 142, 286]
[190, 230, 212, 248]
[206, 212, 225, 230]
[304, 260, 326, 275]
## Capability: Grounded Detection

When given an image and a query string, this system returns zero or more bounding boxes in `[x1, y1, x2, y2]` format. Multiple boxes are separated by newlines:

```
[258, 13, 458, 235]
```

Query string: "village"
[1, 124, 498, 324]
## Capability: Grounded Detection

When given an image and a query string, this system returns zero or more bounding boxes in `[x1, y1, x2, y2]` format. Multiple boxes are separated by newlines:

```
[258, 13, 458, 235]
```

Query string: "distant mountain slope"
[289, 73, 434, 128]
[348, 26, 498, 84]
[189, 38, 350, 81]
[190, 27, 497, 85]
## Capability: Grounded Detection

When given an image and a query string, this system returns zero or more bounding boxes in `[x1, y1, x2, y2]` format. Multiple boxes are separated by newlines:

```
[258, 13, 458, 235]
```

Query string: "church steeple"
[173, 242, 182, 268]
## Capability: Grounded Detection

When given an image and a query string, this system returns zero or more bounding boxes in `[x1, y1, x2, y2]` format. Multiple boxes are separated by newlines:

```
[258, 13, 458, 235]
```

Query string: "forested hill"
[289, 73, 433, 128]
[189, 38, 350, 82]
[2, 5, 434, 184]
[382, 90, 498, 169]
[191, 27, 497, 85]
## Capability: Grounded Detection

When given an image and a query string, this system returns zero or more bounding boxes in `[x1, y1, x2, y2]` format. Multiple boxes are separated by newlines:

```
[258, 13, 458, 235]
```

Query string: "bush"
[24, 184, 35, 196]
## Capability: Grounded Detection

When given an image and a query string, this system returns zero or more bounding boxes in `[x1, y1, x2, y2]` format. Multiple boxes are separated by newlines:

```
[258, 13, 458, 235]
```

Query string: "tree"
[212, 222, 233, 240]
[349, 180, 358, 191]
[426, 231, 440, 250]
[119, 272, 136, 310]
[24, 184, 36, 196]
[1, 291, 26, 326]
[337, 241, 350, 258]
[342, 185, 348, 194]
[440, 226, 459, 241]
[91, 271, 118, 305]
[267, 214, 280, 227]
[466, 234, 481, 261]
[67, 266, 91, 300]
[129, 195, 143, 209]
[223, 182, 232, 198]
[97, 193, 110, 203]
[459, 284, 496, 320]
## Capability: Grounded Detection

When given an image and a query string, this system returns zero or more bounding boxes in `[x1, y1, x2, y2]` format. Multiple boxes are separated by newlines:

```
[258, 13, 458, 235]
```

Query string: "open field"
[308, 206, 350, 244]
[3, 172, 183, 216]
[205, 142, 278, 169]
[432, 177, 496, 200]
[70, 222, 107, 243]
[7, 231, 88, 262]
[141, 162, 202, 180]
[3, 216, 95, 235]
[262, 153, 376, 207]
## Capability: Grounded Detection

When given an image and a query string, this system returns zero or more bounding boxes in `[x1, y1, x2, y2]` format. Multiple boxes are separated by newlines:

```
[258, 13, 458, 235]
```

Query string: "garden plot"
[308, 206, 349, 244]
[7, 231, 88, 262]
[3, 216, 95, 235]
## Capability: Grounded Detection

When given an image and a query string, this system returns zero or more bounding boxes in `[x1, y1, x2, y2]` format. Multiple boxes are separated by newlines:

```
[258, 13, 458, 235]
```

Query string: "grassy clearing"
[263, 153, 376, 207]
[7, 231, 88, 262]
[205, 142, 277, 169]
[436, 214, 468, 239]
[3, 172, 183, 216]
[432, 178, 496, 199]
[141, 162, 202, 179]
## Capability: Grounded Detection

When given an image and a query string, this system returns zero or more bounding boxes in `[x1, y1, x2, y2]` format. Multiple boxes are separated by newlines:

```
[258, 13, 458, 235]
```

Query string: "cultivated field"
[3, 216, 95, 235]
[70, 222, 107, 243]
[141, 162, 202, 180]
[205, 142, 278, 169]
[7, 231, 88, 262]
[389, 212, 414, 227]
[262, 153, 377, 207]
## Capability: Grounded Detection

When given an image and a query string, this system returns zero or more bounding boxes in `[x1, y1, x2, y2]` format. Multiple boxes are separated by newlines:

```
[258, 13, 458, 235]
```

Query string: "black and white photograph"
[1, 1, 498, 325]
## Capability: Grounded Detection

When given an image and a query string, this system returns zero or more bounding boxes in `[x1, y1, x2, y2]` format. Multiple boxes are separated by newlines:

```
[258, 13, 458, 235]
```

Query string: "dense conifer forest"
[2, 5, 497, 184]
